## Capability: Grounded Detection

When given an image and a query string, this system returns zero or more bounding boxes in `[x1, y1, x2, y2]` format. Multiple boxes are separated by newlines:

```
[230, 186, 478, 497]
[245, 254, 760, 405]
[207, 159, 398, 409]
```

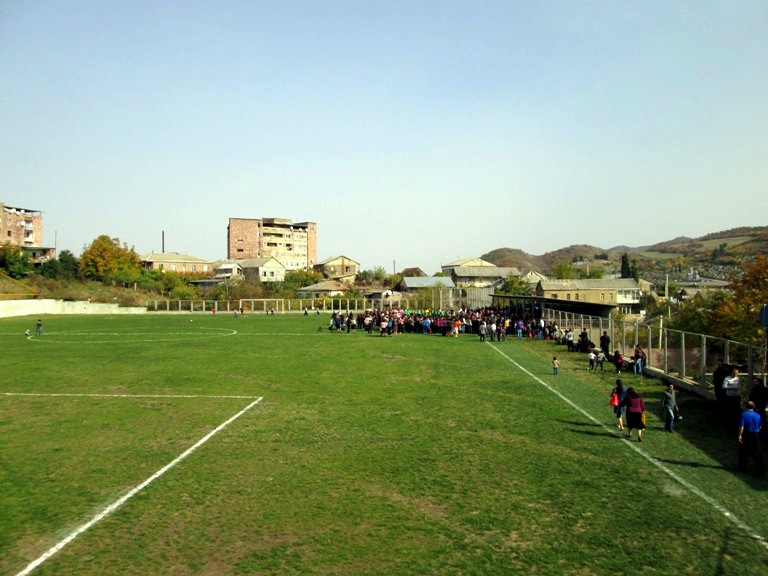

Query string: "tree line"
[3, 237, 766, 346]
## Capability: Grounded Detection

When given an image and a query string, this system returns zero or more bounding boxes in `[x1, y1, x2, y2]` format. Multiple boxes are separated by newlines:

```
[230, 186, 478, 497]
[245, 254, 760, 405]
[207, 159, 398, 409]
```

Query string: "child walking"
[552, 356, 560, 376]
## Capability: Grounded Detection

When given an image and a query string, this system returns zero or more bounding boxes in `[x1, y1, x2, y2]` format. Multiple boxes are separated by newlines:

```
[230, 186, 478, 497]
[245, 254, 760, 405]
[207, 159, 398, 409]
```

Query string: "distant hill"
[482, 226, 768, 281]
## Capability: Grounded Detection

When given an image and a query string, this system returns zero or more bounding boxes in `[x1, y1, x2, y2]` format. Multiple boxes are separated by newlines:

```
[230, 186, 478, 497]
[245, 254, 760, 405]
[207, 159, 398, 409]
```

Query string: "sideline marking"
[24, 327, 238, 344]
[3, 392, 261, 399]
[14, 396, 264, 576]
[488, 343, 768, 550]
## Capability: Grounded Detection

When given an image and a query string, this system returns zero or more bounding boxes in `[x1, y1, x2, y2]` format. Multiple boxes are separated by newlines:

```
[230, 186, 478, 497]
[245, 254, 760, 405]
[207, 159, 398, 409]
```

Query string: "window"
[600, 293, 605, 301]
[575, 293, 579, 300]
[566, 294, 571, 300]
[192, 265, 197, 272]
[551, 294, 558, 299]
[170, 264, 176, 271]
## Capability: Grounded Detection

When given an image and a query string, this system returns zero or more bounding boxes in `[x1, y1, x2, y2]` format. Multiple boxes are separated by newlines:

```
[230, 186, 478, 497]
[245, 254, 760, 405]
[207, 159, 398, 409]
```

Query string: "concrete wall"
[0, 299, 147, 318]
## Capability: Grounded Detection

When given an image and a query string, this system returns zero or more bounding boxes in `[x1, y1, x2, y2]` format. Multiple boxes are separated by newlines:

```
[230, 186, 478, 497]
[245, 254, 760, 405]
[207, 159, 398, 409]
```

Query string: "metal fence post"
[647, 325, 653, 368]
[700, 334, 707, 387]
[681, 332, 686, 379]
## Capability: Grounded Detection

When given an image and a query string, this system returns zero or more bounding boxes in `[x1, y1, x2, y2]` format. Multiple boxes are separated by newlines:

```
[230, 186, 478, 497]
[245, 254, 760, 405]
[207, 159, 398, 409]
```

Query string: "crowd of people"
[324, 307, 767, 477]
[326, 307, 553, 339]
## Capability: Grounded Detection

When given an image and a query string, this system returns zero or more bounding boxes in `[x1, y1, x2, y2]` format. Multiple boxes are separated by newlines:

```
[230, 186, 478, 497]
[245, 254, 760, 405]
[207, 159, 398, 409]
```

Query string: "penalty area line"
[14, 396, 264, 576]
[487, 343, 768, 551]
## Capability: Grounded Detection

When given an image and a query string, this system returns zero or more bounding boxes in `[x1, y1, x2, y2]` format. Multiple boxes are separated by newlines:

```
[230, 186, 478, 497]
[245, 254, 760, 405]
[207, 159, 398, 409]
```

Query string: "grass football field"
[1, 312, 767, 576]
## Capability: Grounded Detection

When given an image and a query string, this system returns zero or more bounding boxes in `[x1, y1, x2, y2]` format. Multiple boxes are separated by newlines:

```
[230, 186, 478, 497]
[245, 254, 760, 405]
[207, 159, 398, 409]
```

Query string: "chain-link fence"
[542, 308, 767, 393]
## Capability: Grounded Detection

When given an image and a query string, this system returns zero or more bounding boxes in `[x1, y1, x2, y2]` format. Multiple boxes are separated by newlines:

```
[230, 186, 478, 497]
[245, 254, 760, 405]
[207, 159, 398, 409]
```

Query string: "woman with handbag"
[610, 379, 628, 430]
[623, 387, 646, 442]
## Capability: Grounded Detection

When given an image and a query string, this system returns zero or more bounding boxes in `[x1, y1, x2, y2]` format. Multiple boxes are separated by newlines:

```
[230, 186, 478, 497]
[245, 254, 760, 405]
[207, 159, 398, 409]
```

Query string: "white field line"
[14, 396, 264, 576]
[3, 393, 261, 399]
[488, 343, 768, 550]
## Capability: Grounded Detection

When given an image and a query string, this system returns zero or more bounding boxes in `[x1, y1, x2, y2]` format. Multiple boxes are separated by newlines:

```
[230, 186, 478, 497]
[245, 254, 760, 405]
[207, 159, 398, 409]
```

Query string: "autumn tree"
[711, 254, 768, 344]
[79, 235, 141, 284]
[669, 254, 768, 345]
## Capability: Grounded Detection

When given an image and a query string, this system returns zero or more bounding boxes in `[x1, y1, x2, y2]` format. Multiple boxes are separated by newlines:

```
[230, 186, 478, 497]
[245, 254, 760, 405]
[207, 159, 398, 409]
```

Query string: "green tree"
[79, 235, 141, 283]
[40, 257, 64, 279]
[38, 253, 79, 280]
[0, 244, 32, 279]
[497, 276, 531, 296]
[620, 253, 632, 278]
[551, 260, 574, 279]
[371, 266, 387, 284]
[59, 250, 79, 278]
[578, 267, 604, 279]
[281, 269, 323, 295]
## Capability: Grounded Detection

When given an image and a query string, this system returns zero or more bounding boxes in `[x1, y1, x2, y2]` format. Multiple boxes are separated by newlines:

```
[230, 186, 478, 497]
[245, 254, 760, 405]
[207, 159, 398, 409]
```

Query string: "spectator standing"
[712, 359, 728, 409]
[633, 345, 646, 375]
[749, 377, 768, 435]
[738, 401, 765, 478]
[35, 319, 42, 336]
[723, 368, 742, 422]
[623, 387, 646, 441]
[599, 331, 611, 356]
[661, 383, 680, 433]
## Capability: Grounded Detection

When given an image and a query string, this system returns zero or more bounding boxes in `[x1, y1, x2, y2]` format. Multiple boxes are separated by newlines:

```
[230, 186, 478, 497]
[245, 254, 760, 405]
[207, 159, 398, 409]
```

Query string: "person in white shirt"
[723, 368, 742, 421]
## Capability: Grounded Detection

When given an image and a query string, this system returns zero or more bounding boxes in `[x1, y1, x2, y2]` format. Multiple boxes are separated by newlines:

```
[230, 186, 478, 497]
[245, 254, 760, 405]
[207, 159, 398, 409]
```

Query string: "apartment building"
[227, 217, 317, 271]
[1, 202, 55, 261]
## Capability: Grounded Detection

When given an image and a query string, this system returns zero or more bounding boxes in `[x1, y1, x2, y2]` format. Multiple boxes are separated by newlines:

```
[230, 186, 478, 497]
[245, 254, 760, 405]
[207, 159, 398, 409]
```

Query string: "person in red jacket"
[623, 387, 646, 442]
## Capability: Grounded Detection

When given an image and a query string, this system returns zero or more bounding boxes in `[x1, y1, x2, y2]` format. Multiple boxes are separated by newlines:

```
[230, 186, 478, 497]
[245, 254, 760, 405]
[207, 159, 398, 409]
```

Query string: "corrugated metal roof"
[141, 252, 210, 263]
[314, 255, 360, 266]
[401, 277, 456, 289]
[453, 266, 520, 277]
[539, 278, 640, 290]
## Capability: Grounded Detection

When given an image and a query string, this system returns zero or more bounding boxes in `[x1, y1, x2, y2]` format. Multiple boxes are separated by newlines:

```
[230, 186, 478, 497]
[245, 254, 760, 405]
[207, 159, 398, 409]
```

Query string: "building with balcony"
[227, 217, 317, 271]
[535, 278, 646, 314]
[0, 202, 55, 262]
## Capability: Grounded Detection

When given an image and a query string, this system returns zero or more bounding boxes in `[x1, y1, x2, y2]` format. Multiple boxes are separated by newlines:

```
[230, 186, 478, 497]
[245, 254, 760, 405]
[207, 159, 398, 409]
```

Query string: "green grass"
[1, 313, 768, 575]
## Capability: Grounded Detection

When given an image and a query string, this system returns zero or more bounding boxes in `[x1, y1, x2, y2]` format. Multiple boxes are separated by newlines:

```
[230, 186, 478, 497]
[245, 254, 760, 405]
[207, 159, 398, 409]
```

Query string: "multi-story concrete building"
[1, 202, 55, 261]
[227, 217, 317, 271]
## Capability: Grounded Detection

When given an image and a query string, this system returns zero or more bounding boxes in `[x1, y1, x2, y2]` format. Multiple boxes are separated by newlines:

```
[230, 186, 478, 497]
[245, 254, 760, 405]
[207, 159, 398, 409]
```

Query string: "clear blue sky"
[2, 1, 766, 274]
